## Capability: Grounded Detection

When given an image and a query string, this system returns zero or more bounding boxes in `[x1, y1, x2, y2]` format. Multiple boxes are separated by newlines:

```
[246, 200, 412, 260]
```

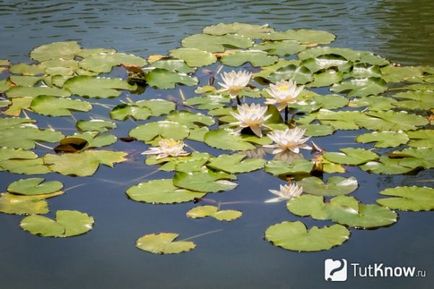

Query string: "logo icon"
[324, 259, 347, 281]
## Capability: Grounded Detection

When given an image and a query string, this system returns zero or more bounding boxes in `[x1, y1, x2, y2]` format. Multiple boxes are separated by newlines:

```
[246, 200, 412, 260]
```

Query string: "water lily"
[264, 127, 311, 154]
[141, 138, 190, 159]
[218, 70, 252, 104]
[265, 183, 303, 203]
[265, 80, 304, 110]
[231, 103, 271, 137]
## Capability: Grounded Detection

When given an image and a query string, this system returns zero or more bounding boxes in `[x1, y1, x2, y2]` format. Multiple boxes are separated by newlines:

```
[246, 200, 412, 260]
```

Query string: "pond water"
[0, 1, 433, 289]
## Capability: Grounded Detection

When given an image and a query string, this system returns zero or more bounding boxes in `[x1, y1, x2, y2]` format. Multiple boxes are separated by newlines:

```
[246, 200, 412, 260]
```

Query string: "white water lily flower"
[265, 80, 304, 111]
[265, 183, 303, 203]
[264, 127, 311, 154]
[141, 138, 190, 159]
[218, 70, 252, 97]
[231, 103, 272, 137]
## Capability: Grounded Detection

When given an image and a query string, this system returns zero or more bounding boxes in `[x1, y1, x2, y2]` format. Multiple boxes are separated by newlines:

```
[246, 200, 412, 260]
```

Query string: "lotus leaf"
[173, 169, 237, 193]
[6, 86, 71, 98]
[20, 210, 94, 237]
[203, 22, 274, 38]
[377, 186, 434, 211]
[182, 33, 253, 52]
[76, 119, 116, 133]
[170, 48, 216, 67]
[151, 59, 195, 73]
[186, 205, 242, 221]
[129, 121, 189, 143]
[43, 150, 127, 176]
[323, 148, 378, 165]
[80, 52, 147, 73]
[145, 68, 198, 89]
[127, 179, 205, 204]
[407, 130, 434, 148]
[265, 221, 349, 252]
[356, 131, 409, 148]
[264, 159, 314, 176]
[0, 126, 64, 149]
[30, 41, 81, 61]
[331, 77, 387, 97]
[7, 178, 63, 196]
[136, 233, 196, 254]
[266, 29, 335, 45]
[30, 95, 92, 116]
[254, 40, 305, 57]
[64, 76, 136, 98]
[221, 50, 278, 67]
[204, 129, 255, 151]
[0, 191, 62, 215]
[298, 176, 358, 196]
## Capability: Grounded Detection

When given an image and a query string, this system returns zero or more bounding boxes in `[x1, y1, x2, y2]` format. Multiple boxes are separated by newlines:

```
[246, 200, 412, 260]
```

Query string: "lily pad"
[0, 191, 62, 215]
[331, 77, 387, 97]
[76, 119, 116, 133]
[221, 50, 278, 67]
[265, 221, 349, 252]
[264, 159, 314, 176]
[7, 178, 63, 196]
[173, 169, 237, 193]
[203, 22, 274, 38]
[407, 130, 434, 148]
[186, 205, 242, 221]
[204, 129, 255, 151]
[43, 150, 127, 176]
[207, 153, 265, 173]
[377, 186, 434, 211]
[182, 33, 253, 52]
[254, 40, 305, 57]
[64, 76, 136, 98]
[30, 95, 92, 116]
[323, 148, 378, 165]
[151, 59, 195, 74]
[145, 68, 198, 89]
[170, 48, 216, 67]
[111, 99, 175, 121]
[80, 52, 147, 73]
[6, 86, 71, 98]
[0, 126, 64, 150]
[126, 179, 205, 204]
[287, 195, 397, 228]
[167, 111, 215, 128]
[136, 233, 196, 254]
[30, 41, 81, 61]
[267, 29, 335, 45]
[298, 176, 358, 196]
[356, 131, 409, 148]
[20, 210, 94, 237]
[129, 121, 189, 143]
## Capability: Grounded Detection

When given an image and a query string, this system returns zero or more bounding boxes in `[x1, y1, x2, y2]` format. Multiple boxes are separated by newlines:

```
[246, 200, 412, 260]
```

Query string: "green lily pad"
[111, 99, 175, 121]
[203, 22, 274, 38]
[126, 179, 205, 204]
[151, 59, 195, 74]
[30, 41, 81, 61]
[76, 119, 116, 133]
[0, 126, 64, 149]
[361, 156, 420, 175]
[221, 50, 278, 67]
[30, 95, 92, 116]
[186, 205, 242, 221]
[388, 148, 434, 169]
[170, 48, 216, 67]
[9, 63, 45, 76]
[381, 65, 424, 83]
[302, 55, 349, 74]
[204, 129, 255, 151]
[299, 47, 388, 66]
[80, 52, 147, 73]
[20, 210, 94, 237]
[182, 33, 253, 52]
[166, 111, 215, 128]
[265, 221, 349, 252]
[173, 169, 237, 193]
[9, 75, 42, 87]
[0, 158, 50, 175]
[377, 186, 434, 211]
[254, 40, 305, 57]
[300, 124, 335, 137]
[308, 69, 343, 87]
[72, 132, 117, 148]
[6, 86, 71, 98]
[64, 76, 136, 98]
[267, 29, 335, 45]
[266, 64, 313, 84]
[356, 131, 409, 148]
[391, 90, 434, 111]
[0, 191, 62, 215]
[264, 159, 314, 176]
[145, 68, 198, 89]
[136, 233, 196, 254]
[287, 195, 397, 228]
[348, 95, 398, 111]
[207, 153, 265, 174]
[7, 178, 63, 196]
[331, 77, 387, 97]
[129, 121, 189, 143]
[407, 130, 434, 148]
[43, 150, 127, 176]
[323, 148, 378, 165]
[362, 111, 429, 131]
[146, 152, 210, 172]
[298, 176, 358, 196]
